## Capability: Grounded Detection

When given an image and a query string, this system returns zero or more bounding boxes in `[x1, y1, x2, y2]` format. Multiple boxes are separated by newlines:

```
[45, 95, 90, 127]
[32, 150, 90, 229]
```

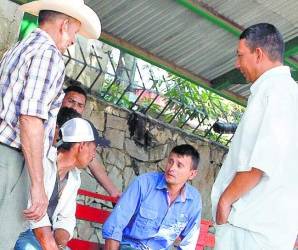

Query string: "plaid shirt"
[0, 28, 65, 153]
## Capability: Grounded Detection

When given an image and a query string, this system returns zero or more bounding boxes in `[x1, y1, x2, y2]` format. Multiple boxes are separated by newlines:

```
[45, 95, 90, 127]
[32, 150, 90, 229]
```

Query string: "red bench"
[68, 189, 215, 250]
[196, 219, 215, 250]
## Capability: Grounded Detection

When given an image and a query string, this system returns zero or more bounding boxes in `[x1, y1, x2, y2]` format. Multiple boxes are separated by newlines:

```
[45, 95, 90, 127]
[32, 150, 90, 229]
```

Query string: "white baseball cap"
[57, 118, 110, 147]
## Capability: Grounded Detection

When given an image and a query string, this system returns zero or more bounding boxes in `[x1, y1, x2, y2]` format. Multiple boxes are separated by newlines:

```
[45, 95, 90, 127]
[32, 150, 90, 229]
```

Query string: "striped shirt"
[0, 28, 65, 153]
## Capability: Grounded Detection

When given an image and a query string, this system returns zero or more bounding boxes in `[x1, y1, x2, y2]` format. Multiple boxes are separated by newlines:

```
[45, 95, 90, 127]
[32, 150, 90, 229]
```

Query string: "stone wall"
[0, 0, 23, 58]
[75, 95, 227, 243]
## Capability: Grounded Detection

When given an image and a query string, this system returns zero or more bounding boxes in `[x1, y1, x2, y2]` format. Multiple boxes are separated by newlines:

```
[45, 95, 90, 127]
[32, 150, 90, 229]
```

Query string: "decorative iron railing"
[63, 41, 242, 146]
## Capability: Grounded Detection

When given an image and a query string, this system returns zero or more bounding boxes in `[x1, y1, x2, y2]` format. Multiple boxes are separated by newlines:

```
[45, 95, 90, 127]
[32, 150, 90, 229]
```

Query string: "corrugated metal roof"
[87, 0, 298, 104]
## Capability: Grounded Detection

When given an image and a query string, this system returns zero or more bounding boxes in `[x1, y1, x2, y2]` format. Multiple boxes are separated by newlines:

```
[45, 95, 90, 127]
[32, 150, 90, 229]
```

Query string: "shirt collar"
[250, 65, 290, 94]
[156, 173, 195, 202]
[33, 28, 61, 56]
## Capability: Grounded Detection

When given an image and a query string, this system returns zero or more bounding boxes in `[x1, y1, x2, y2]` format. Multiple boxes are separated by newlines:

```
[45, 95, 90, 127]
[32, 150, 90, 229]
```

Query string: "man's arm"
[20, 115, 48, 221]
[216, 167, 263, 224]
[54, 228, 70, 249]
[88, 158, 121, 197]
[33, 227, 59, 250]
[104, 239, 120, 250]
[102, 177, 143, 245]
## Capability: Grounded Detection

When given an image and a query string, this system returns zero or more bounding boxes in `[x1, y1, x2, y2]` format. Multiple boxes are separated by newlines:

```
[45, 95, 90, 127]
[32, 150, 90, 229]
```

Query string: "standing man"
[103, 144, 202, 250]
[62, 83, 121, 197]
[211, 23, 298, 250]
[0, 0, 101, 248]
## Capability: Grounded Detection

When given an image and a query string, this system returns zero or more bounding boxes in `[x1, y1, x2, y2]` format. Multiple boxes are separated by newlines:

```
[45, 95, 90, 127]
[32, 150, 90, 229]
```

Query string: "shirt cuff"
[102, 225, 123, 242]
[20, 98, 49, 120]
[29, 214, 51, 230]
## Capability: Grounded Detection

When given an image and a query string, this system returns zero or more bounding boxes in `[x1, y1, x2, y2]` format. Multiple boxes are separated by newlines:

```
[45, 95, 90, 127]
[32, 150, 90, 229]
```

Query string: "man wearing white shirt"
[211, 23, 298, 250]
[15, 117, 109, 250]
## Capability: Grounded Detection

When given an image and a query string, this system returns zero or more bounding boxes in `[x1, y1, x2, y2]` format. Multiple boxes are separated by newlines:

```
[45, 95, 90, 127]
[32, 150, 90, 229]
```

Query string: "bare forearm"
[20, 115, 44, 186]
[34, 227, 59, 250]
[21, 115, 48, 221]
[216, 167, 263, 224]
[54, 228, 70, 248]
[89, 159, 121, 197]
[104, 239, 120, 250]
[220, 167, 263, 205]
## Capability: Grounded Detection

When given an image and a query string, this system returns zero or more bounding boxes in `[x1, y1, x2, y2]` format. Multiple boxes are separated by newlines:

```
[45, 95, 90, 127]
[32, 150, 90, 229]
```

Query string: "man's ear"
[255, 47, 264, 63]
[77, 142, 85, 152]
[188, 169, 198, 181]
[60, 18, 69, 33]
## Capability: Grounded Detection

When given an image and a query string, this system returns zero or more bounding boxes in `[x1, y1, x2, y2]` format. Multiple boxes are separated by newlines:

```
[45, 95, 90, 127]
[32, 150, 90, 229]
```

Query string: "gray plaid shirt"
[0, 28, 65, 153]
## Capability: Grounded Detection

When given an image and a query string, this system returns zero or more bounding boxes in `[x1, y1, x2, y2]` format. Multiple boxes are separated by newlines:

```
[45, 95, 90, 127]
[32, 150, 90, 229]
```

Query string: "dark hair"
[64, 82, 87, 100]
[56, 107, 81, 151]
[171, 144, 200, 170]
[38, 10, 68, 25]
[57, 140, 75, 151]
[57, 107, 81, 128]
[240, 23, 284, 62]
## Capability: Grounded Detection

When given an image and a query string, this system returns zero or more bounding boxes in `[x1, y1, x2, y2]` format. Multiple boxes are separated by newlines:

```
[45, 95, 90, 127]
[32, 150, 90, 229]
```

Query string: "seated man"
[15, 117, 109, 250]
[103, 144, 202, 250]
[62, 82, 121, 197]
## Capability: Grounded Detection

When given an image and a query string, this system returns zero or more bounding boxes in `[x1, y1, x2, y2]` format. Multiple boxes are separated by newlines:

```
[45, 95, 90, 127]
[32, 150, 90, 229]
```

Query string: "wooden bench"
[68, 188, 215, 250]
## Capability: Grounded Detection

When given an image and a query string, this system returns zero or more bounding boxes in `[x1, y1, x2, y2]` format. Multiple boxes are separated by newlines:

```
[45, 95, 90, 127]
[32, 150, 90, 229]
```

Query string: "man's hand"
[20, 115, 48, 221]
[88, 158, 121, 197]
[23, 184, 48, 221]
[104, 239, 120, 250]
[34, 227, 59, 250]
[54, 228, 70, 249]
[215, 167, 263, 225]
[216, 197, 232, 225]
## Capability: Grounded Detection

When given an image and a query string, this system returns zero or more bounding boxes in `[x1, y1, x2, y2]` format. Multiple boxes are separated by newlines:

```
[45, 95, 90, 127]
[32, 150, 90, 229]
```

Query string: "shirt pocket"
[163, 214, 188, 235]
[134, 205, 158, 233]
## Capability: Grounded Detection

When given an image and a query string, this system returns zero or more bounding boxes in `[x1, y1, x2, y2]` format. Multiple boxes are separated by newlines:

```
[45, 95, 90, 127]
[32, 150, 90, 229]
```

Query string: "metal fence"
[63, 41, 242, 146]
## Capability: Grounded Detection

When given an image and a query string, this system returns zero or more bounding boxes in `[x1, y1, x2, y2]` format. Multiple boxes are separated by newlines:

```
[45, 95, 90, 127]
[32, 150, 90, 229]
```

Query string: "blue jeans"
[14, 230, 42, 250]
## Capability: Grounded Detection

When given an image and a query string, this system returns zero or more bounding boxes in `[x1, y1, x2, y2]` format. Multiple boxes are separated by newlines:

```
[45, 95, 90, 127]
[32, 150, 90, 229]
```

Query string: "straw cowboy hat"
[20, 0, 101, 39]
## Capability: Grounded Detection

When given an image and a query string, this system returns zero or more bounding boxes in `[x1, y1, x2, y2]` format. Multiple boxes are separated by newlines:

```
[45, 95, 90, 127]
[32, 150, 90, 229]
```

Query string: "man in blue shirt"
[103, 144, 202, 250]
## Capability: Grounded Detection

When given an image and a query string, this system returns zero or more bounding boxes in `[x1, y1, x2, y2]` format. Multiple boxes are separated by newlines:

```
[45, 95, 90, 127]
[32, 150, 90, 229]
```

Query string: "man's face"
[62, 91, 86, 115]
[235, 39, 259, 83]
[77, 141, 97, 168]
[164, 153, 197, 188]
[57, 18, 81, 54]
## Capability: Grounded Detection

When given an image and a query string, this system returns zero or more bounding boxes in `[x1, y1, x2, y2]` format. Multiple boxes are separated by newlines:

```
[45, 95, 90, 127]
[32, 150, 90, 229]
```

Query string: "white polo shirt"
[27, 147, 81, 239]
[211, 66, 298, 249]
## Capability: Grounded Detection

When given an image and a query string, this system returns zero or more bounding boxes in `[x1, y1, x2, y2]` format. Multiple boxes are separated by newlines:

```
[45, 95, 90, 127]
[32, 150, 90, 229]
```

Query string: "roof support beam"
[285, 37, 298, 57]
[100, 32, 247, 106]
[175, 0, 242, 37]
[16, 12, 247, 105]
[10, 0, 30, 4]
[211, 69, 245, 90]
[177, 0, 298, 83]
[212, 47, 298, 89]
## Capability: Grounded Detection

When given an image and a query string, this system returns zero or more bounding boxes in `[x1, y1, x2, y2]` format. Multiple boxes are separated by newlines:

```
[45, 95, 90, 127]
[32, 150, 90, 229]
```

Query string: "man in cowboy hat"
[0, 1, 101, 249]
[14, 117, 109, 250]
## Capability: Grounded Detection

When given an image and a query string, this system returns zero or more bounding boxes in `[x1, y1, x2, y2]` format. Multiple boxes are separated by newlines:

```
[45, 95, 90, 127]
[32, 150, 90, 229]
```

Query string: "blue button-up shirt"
[103, 172, 202, 250]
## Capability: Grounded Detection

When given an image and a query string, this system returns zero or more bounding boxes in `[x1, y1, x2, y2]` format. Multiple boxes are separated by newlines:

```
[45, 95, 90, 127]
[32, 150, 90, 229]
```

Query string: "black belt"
[0, 141, 22, 153]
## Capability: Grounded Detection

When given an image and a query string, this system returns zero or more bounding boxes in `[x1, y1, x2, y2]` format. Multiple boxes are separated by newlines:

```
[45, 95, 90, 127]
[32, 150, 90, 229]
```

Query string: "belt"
[0, 141, 22, 153]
